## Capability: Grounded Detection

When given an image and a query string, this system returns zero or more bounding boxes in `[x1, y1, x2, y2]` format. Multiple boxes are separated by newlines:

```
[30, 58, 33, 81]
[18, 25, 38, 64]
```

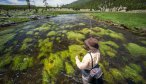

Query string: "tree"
[43, 0, 48, 9]
[26, 0, 31, 10]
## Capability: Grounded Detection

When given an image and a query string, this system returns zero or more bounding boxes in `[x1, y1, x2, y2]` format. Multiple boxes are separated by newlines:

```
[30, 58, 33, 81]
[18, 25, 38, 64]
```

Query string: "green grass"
[92, 12, 146, 29]
[0, 17, 30, 25]
[9, 18, 30, 23]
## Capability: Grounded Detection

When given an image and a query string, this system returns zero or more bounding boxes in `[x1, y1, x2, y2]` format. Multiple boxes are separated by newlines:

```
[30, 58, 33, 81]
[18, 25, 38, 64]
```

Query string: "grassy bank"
[92, 12, 146, 30]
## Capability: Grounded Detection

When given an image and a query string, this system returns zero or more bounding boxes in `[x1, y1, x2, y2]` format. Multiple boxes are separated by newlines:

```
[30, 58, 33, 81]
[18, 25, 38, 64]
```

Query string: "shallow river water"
[0, 14, 146, 84]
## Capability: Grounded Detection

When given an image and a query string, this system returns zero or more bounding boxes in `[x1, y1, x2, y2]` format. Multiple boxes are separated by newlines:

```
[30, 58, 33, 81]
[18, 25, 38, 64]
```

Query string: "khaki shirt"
[76, 50, 100, 70]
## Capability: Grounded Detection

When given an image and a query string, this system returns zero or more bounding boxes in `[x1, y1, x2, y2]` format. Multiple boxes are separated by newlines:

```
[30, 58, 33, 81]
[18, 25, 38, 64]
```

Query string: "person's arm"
[75, 54, 89, 70]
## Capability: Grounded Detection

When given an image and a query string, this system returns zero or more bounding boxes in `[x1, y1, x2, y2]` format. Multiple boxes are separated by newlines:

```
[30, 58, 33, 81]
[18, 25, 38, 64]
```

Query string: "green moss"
[79, 23, 85, 26]
[42, 70, 50, 84]
[0, 33, 15, 51]
[67, 31, 85, 41]
[129, 64, 142, 73]
[106, 51, 116, 57]
[38, 38, 53, 59]
[65, 62, 75, 75]
[34, 23, 51, 32]
[92, 27, 125, 41]
[104, 71, 115, 84]
[104, 41, 119, 49]
[80, 28, 91, 34]
[43, 53, 63, 77]
[110, 68, 124, 81]
[141, 40, 146, 45]
[122, 64, 143, 83]
[20, 38, 32, 50]
[143, 61, 146, 67]
[99, 41, 117, 57]
[125, 43, 146, 56]
[69, 44, 86, 65]
[12, 55, 33, 70]
[0, 54, 12, 68]
[23, 38, 33, 43]
[26, 31, 33, 35]
[34, 32, 39, 36]
[109, 32, 125, 41]
[92, 27, 108, 36]
[60, 50, 69, 60]
[47, 31, 56, 36]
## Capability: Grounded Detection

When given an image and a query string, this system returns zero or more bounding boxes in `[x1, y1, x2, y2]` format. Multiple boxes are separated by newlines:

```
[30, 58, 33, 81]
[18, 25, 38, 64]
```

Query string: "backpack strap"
[89, 52, 93, 69]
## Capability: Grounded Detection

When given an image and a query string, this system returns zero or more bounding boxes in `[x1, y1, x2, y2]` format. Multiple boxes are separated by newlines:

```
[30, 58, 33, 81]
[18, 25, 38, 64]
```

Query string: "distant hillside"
[62, 0, 146, 10]
[0, 5, 36, 9]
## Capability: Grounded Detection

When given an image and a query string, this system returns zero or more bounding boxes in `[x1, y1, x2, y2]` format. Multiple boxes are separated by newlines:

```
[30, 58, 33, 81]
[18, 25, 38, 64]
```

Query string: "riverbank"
[0, 10, 80, 28]
[91, 12, 146, 36]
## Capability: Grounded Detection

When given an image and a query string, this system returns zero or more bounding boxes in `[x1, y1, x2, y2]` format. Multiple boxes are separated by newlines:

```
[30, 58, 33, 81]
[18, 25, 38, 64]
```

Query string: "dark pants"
[82, 75, 103, 84]
[81, 65, 103, 84]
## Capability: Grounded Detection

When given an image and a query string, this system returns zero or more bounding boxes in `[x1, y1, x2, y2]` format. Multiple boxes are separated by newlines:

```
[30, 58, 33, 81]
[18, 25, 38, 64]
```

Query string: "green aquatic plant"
[0, 33, 15, 51]
[41, 23, 51, 28]
[38, 38, 53, 59]
[92, 27, 125, 41]
[67, 31, 85, 42]
[143, 61, 146, 67]
[79, 28, 91, 34]
[104, 41, 119, 49]
[43, 53, 63, 78]
[12, 55, 33, 70]
[26, 31, 33, 35]
[100, 63, 115, 84]
[99, 41, 117, 57]
[79, 23, 85, 26]
[69, 44, 86, 65]
[122, 64, 143, 83]
[34, 23, 51, 32]
[92, 27, 108, 36]
[42, 70, 50, 84]
[23, 38, 33, 43]
[109, 32, 125, 41]
[60, 50, 69, 60]
[106, 51, 116, 57]
[0, 54, 12, 69]
[141, 40, 146, 45]
[65, 62, 75, 75]
[129, 64, 142, 73]
[47, 31, 56, 36]
[20, 38, 32, 50]
[125, 43, 146, 56]
[34, 32, 39, 36]
[110, 68, 124, 81]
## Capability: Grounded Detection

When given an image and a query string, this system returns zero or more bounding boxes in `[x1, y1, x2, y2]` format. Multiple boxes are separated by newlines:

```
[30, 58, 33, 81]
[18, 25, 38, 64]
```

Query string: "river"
[0, 14, 146, 84]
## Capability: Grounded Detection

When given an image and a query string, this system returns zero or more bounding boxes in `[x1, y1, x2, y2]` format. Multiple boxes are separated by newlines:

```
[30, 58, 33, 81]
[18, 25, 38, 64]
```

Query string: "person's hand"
[75, 56, 79, 60]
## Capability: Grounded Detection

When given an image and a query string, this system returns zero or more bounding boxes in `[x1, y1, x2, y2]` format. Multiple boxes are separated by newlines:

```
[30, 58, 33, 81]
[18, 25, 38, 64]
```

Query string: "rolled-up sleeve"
[76, 54, 89, 70]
